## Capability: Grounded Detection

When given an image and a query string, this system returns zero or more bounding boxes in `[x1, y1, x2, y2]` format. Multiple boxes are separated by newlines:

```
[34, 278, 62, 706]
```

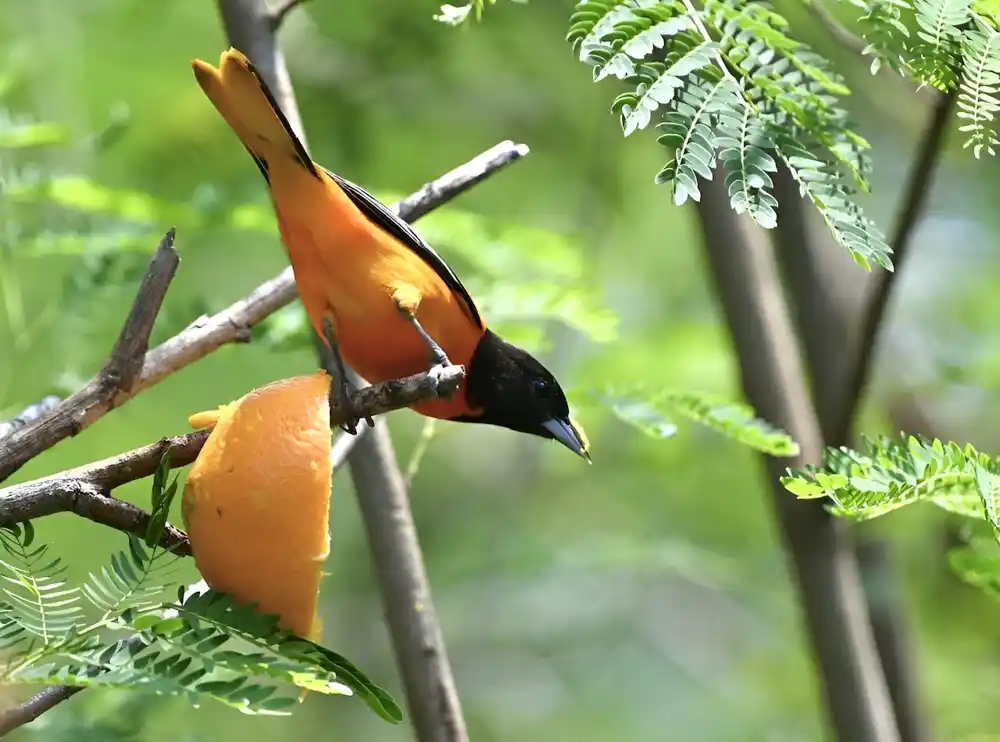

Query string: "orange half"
[182, 372, 332, 640]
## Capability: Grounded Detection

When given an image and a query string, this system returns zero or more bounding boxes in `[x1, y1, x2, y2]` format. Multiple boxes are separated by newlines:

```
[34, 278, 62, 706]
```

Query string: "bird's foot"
[429, 347, 452, 371]
[330, 375, 374, 435]
[425, 349, 458, 399]
[321, 313, 374, 434]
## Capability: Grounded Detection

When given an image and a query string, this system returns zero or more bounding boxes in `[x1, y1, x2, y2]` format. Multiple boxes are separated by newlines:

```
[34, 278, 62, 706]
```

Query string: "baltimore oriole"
[192, 48, 589, 460]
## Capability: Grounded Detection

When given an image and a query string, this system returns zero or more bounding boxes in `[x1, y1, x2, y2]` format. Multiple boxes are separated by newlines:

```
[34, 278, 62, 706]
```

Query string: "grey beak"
[541, 418, 591, 462]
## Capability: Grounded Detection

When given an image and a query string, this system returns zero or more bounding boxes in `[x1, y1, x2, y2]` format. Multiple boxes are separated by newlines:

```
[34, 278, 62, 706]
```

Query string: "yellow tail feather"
[192, 47, 315, 174]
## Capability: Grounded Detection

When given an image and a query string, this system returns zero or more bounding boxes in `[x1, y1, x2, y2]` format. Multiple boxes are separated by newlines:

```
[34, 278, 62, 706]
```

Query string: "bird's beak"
[542, 417, 592, 463]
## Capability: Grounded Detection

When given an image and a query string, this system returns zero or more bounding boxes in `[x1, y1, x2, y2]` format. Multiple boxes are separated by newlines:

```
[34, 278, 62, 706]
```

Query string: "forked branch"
[0, 364, 465, 556]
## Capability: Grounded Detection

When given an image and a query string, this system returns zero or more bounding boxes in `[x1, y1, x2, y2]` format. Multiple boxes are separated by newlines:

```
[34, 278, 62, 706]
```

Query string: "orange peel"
[182, 372, 333, 641]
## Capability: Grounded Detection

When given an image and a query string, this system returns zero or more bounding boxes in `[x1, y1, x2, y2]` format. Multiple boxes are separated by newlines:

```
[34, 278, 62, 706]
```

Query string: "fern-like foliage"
[860, 0, 913, 75]
[0, 526, 177, 687]
[781, 435, 1000, 534]
[958, 16, 1000, 156]
[853, 0, 1000, 155]
[567, 0, 892, 270]
[910, 0, 972, 86]
[0, 523, 82, 644]
[591, 386, 800, 456]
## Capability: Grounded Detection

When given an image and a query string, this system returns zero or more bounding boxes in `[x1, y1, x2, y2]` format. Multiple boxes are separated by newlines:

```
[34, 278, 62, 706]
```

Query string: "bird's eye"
[532, 379, 551, 398]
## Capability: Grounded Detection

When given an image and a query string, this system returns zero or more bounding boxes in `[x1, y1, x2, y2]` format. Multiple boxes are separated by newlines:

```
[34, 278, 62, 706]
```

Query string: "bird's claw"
[340, 417, 375, 435]
[426, 363, 449, 386]
[426, 358, 458, 400]
[331, 377, 374, 435]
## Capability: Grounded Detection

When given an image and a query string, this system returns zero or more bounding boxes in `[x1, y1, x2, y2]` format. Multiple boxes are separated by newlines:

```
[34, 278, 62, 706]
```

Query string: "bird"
[191, 48, 589, 461]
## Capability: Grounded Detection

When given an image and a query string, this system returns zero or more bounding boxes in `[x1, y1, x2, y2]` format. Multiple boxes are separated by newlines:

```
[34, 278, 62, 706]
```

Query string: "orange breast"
[268, 159, 483, 420]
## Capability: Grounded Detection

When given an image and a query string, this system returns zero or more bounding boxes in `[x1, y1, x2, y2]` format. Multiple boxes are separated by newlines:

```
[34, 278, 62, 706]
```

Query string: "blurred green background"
[2, 1, 1000, 740]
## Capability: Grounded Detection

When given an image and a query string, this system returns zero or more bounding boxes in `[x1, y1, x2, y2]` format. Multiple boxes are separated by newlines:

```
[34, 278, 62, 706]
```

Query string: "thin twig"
[0, 685, 83, 736]
[836, 89, 956, 445]
[268, 0, 309, 30]
[103, 228, 180, 392]
[330, 428, 367, 469]
[215, 2, 472, 739]
[771, 90, 956, 742]
[403, 419, 439, 489]
[349, 426, 468, 741]
[0, 231, 180, 483]
[695, 175, 900, 742]
[395, 143, 530, 223]
[804, 0, 868, 56]
[0, 143, 527, 486]
[0, 476, 193, 556]
[0, 364, 465, 552]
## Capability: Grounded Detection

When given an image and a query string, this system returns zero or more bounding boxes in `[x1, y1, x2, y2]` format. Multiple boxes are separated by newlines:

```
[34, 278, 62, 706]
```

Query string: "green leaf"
[782, 435, 1000, 526]
[569, 0, 897, 269]
[146, 450, 180, 548]
[80, 534, 176, 619]
[0, 121, 69, 149]
[620, 40, 717, 136]
[168, 588, 403, 723]
[0, 537, 396, 721]
[591, 386, 799, 455]
[777, 137, 892, 270]
[601, 392, 678, 438]
[957, 17, 1000, 157]
[0, 525, 81, 640]
[658, 390, 798, 455]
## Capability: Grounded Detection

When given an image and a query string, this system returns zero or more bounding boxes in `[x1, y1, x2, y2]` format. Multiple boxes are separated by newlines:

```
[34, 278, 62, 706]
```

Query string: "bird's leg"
[322, 315, 374, 435]
[395, 304, 452, 383]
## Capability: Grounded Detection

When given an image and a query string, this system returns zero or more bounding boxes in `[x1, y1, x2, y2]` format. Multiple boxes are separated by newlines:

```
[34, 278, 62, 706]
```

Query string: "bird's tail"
[191, 47, 316, 177]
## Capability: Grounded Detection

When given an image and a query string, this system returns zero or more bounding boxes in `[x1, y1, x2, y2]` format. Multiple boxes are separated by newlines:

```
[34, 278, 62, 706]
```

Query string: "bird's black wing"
[323, 167, 483, 330]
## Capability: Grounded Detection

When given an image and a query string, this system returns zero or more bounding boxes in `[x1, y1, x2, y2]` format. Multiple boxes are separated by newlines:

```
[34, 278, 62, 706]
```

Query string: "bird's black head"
[455, 330, 590, 461]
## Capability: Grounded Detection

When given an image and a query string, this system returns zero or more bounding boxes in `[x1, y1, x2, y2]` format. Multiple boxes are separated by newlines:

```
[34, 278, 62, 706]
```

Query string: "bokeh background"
[2, 1, 1000, 740]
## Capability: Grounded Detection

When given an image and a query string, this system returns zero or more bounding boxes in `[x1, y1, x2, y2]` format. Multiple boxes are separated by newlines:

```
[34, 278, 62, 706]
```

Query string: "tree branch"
[0, 364, 464, 551]
[215, 2, 471, 739]
[771, 89, 956, 742]
[0, 231, 180, 483]
[395, 142, 530, 223]
[268, 0, 309, 30]
[104, 228, 180, 392]
[803, 0, 868, 56]
[836, 90, 956, 444]
[0, 141, 527, 486]
[348, 421, 469, 741]
[695, 176, 900, 742]
[0, 685, 83, 736]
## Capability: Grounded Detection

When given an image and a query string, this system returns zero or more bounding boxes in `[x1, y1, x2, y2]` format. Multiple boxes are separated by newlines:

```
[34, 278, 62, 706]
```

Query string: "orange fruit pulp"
[182, 372, 333, 641]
